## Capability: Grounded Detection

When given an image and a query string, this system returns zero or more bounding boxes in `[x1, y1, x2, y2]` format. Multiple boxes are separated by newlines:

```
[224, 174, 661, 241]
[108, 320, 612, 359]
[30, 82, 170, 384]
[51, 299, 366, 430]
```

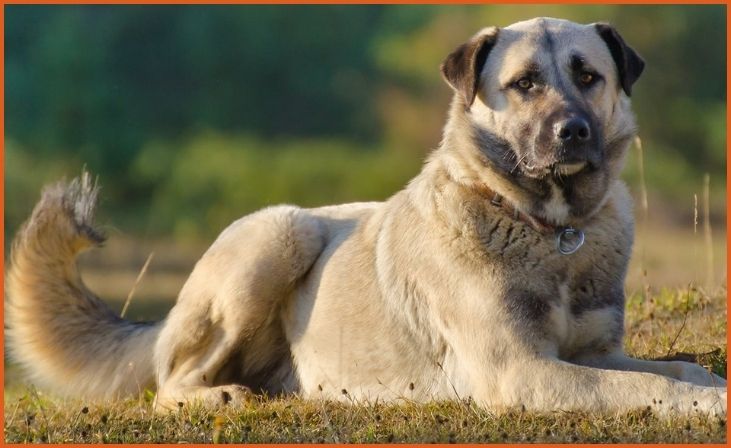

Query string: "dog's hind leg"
[153, 205, 325, 410]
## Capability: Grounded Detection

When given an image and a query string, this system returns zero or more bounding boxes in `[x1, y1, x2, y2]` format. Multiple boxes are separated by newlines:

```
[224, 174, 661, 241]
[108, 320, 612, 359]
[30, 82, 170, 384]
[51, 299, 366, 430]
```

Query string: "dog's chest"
[448, 183, 632, 356]
[543, 279, 623, 358]
[492, 229, 628, 357]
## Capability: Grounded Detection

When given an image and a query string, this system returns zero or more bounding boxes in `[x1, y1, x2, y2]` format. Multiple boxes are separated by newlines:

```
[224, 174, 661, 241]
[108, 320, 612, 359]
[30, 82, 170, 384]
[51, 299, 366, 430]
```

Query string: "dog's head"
[441, 18, 644, 224]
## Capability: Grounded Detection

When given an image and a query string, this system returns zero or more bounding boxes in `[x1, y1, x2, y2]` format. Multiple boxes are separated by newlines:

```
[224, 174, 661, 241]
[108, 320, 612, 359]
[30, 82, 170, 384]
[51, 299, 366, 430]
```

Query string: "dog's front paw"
[674, 361, 727, 387]
[697, 387, 727, 418]
[648, 384, 726, 418]
[707, 373, 727, 388]
[683, 387, 725, 418]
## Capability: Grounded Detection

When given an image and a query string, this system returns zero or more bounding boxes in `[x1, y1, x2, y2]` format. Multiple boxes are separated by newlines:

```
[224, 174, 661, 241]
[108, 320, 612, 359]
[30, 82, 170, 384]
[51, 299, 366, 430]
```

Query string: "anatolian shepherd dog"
[6, 17, 727, 417]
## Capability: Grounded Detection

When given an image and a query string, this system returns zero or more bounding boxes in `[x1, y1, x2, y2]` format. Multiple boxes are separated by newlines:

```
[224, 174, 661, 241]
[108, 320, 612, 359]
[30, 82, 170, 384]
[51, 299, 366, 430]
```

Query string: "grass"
[2, 393, 727, 443]
[3, 286, 727, 443]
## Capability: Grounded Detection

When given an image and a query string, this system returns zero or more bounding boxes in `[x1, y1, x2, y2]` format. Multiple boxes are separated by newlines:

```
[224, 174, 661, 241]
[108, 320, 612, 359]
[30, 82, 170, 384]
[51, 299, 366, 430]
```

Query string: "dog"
[6, 17, 726, 417]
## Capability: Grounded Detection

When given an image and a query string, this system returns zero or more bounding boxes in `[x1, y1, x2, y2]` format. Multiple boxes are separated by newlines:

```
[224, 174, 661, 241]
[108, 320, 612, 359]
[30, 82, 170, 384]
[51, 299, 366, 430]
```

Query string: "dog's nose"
[555, 117, 591, 142]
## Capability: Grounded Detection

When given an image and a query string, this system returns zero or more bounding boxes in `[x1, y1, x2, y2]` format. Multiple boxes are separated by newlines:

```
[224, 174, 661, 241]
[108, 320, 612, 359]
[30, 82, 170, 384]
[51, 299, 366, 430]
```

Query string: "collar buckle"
[490, 194, 502, 207]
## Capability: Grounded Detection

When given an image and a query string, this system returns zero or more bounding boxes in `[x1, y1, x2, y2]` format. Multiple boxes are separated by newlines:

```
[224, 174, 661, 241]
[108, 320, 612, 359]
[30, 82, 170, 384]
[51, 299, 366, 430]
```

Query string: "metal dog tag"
[556, 227, 585, 255]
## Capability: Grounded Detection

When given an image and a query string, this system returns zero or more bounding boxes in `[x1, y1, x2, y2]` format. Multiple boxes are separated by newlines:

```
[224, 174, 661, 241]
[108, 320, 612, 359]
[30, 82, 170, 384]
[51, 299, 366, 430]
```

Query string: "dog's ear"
[441, 27, 499, 107]
[594, 23, 645, 96]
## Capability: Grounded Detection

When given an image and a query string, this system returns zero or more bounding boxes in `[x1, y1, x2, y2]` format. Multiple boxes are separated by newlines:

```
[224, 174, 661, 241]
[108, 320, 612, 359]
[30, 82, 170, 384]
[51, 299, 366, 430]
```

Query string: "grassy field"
[3, 219, 728, 443]
[2, 388, 727, 443]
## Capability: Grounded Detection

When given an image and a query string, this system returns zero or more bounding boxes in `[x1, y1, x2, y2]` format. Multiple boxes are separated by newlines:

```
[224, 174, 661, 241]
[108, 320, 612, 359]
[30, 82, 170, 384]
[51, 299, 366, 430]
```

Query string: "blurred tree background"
[4, 5, 726, 261]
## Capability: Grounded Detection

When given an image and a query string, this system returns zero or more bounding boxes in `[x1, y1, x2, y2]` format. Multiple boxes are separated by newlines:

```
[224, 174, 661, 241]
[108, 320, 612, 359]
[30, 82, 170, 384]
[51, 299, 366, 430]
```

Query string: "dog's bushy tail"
[5, 172, 160, 399]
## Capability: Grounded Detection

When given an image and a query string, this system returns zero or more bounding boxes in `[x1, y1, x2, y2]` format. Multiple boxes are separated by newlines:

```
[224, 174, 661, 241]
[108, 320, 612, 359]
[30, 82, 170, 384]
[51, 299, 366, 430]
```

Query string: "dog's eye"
[578, 72, 596, 86]
[515, 78, 534, 90]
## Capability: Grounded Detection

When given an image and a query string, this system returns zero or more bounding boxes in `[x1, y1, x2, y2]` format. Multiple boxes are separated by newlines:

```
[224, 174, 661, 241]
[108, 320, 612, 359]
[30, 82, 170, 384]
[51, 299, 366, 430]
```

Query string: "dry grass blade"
[702, 174, 713, 289]
[120, 252, 155, 318]
[665, 306, 690, 357]
[634, 136, 651, 299]
[634, 136, 649, 218]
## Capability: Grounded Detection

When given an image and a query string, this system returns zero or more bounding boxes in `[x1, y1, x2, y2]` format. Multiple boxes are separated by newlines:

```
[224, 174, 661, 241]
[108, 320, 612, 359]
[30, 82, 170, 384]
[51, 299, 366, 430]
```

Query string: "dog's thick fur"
[6, 18, 726, 417]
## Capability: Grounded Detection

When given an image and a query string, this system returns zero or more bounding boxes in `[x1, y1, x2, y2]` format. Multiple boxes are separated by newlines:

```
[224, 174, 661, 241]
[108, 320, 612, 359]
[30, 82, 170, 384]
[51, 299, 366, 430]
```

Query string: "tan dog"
[6, 17, 726, 417]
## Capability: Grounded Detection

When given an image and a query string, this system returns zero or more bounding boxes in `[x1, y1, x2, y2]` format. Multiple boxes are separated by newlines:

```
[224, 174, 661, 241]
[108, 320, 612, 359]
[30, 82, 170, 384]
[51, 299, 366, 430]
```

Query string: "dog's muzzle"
[552, 114, 601, 172]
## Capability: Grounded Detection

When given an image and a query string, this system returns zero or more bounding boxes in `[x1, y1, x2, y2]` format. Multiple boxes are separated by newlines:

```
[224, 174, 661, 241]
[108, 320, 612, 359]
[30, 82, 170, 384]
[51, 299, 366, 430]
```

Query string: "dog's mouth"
[553, 161, 587, 176]
[519, 159, 588, 178]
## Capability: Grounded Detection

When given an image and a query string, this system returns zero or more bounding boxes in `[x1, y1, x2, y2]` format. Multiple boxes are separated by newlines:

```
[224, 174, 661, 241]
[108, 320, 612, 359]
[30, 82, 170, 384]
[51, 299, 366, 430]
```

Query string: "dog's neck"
[472, 183, 558, 234]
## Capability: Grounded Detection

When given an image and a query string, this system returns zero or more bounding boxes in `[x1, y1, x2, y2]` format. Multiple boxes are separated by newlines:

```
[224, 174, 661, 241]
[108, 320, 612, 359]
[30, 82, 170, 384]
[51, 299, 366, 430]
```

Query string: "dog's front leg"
[570, 350, 726, 387]
[494, 356, 726, 417]
[435, 298, 725, 417]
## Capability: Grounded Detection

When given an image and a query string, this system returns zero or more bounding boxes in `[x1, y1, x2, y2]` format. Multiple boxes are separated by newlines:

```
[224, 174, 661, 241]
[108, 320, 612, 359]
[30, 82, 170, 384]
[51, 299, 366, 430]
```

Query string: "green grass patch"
[3, 393, 726, 444]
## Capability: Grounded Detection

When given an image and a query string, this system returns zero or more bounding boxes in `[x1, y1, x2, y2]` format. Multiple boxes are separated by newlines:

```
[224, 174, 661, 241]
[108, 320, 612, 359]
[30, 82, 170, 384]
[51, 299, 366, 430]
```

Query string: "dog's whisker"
[511, 154, 527, 174]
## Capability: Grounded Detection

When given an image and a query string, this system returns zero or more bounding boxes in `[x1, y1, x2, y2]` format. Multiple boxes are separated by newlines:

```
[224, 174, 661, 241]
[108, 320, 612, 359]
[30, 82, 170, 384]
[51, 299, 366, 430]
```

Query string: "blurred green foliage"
[131, 133, 419, 240]
[4, 5, 726, 243]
